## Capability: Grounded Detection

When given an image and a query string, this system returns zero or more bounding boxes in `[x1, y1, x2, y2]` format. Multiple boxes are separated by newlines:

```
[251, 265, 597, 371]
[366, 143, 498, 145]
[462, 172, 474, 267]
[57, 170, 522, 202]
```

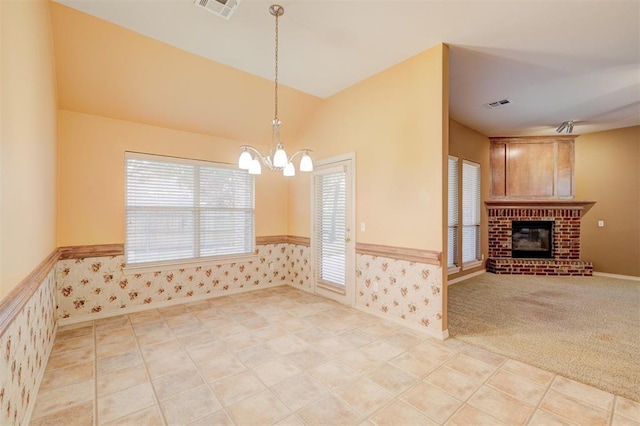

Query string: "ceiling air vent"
[485, 99, 512, 109]
[195, 0, 241, 20]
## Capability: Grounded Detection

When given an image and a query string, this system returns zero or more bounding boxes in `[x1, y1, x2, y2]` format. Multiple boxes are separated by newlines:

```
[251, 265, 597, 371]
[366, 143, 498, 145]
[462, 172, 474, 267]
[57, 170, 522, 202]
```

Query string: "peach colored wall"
[288, 44, 449, 252]
[57, 111, 288, 246]
[0, 0, 58, 298]
[448, 119, 491, 279]
[575, 126, 640, 277]
[50, 3, 321, 150]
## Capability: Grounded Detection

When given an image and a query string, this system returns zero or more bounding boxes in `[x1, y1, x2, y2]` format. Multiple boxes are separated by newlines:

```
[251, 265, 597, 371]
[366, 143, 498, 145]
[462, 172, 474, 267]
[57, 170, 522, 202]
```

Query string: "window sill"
[462, 259, 483, 271]
[447, 266, 461, 275]
[123, 253, 258, 275]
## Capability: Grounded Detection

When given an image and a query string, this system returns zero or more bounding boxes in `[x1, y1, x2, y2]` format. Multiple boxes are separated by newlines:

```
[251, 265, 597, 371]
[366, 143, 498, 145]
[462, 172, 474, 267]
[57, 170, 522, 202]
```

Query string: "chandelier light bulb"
[238, 150, 252, 170]
[300, 151, 314, 172]
[273, 144, 288, 168]
[283, 162, 295, 176]
[248, 158, 262, 175]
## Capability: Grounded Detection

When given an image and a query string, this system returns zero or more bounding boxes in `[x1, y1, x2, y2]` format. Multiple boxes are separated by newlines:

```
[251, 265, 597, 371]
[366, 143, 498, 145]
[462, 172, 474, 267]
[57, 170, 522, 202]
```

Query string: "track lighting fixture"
[556, 120, 574, 134]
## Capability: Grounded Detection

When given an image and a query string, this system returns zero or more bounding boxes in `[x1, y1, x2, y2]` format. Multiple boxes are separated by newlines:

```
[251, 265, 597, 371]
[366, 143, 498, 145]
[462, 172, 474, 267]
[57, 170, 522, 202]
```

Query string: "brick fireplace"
[486, 200, 595, 276]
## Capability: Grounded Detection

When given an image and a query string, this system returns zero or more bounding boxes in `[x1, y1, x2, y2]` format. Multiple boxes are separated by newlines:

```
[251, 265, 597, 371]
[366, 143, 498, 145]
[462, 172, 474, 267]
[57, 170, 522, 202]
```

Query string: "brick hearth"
[486, 200, 595, 276]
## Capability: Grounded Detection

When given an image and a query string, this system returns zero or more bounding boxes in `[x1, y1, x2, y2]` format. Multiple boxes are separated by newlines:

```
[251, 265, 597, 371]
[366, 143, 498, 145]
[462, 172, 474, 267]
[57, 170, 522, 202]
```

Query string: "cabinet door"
[507, 142, 554, 198]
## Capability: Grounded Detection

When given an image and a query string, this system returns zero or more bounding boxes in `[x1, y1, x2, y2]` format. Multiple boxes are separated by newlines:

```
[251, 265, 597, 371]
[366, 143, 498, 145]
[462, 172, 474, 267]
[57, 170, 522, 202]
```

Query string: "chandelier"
[238, 4, 313, 176]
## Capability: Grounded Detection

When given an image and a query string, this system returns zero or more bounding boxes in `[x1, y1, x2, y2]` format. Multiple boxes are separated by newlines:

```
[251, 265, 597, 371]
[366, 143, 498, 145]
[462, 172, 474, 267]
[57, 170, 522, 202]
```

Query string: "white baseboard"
[593, 272, 640, 282]
[58, 282, 286, 326]
[353, 304, 448, 341]
[448, 269, 486, 285]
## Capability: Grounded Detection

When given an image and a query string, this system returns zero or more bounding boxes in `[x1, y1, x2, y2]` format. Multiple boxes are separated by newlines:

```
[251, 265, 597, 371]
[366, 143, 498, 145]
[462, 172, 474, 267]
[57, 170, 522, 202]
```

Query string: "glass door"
[311, 155, 355, 305]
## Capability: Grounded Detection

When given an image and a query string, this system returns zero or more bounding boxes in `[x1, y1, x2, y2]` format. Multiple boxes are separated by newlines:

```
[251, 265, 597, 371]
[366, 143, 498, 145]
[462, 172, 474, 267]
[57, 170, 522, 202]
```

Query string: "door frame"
[310, 152, 356, 307]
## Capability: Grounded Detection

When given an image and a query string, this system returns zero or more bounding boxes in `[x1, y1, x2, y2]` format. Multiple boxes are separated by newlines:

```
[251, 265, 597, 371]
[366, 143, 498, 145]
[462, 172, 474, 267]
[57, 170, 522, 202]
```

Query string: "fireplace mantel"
[485, 199, 596, 216]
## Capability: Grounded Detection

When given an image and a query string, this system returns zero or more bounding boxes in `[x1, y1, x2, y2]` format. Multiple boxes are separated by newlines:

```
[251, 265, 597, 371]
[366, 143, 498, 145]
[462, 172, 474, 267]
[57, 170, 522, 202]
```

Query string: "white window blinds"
[462, 160, 481, 264]
[125, 153, 254, 266]
[314, 167, 347, 287]
[448, 156, 459, 268]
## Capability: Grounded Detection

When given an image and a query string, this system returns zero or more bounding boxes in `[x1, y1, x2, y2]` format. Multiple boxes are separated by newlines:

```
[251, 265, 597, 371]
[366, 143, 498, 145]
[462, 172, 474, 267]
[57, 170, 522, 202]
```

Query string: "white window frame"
[447, 155, 460, 274]
[462, 159, 482, 269]
[124, 152, 256, 274]
[448, 157, 482, 274]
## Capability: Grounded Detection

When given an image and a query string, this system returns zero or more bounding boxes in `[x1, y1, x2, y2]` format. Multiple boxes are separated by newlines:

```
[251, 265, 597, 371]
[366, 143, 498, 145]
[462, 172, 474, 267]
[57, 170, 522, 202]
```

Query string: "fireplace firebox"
[512, 220, 553, 259]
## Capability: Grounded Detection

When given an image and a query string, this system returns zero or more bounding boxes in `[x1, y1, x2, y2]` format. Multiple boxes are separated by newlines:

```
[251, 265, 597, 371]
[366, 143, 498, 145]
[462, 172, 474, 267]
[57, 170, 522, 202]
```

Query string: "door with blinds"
[311, 155, 355, 306]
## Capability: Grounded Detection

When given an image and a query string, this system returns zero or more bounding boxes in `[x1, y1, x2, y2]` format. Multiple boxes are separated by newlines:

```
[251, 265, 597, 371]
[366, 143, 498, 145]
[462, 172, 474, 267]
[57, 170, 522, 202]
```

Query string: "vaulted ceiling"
[53, 0, 639, 137]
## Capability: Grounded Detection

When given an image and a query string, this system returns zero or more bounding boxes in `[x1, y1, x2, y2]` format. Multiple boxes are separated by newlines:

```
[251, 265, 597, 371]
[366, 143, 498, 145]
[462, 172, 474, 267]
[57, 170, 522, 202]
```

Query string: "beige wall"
[0, 0, 58, 298]
[289, 44, 449, 252]
[448, 119, 491, 279]
[57, 111, 289, 246]
[575, 126, 640, 277]
[50, 3, 321, 150]
[51, 3, 323, 247]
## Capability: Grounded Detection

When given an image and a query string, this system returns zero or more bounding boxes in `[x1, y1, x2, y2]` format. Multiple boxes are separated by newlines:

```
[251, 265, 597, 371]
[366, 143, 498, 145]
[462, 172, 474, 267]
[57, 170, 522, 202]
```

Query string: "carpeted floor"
[448, 273, 640, 402]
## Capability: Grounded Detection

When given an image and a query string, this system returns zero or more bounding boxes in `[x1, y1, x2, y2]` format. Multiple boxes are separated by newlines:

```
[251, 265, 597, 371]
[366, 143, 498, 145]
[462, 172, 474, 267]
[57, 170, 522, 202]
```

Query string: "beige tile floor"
[31, 286, 640, 426]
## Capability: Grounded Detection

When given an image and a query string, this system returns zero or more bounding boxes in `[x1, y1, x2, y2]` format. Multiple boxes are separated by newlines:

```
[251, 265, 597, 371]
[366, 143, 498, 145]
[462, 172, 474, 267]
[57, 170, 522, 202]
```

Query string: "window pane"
[462, 225, 480, 263]
[448, 226, 458, 268]
[125, 153, 254, 265]
[315, 171, 346, 287]
[126, 209, 195, 263]
[199, 167, 253, 209]
[200, 209, 253, 257]
[126, 160, 194, 207]
[462, 160, 481, 263]
[448, 156, 459, 268]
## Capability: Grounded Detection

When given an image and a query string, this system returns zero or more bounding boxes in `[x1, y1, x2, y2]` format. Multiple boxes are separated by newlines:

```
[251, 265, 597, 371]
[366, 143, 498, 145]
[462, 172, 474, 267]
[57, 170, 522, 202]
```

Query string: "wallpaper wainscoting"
[286, 244, 312, 292]
[0, 270, 57, 425]
[56, 244, 290, 321]
[356, 254, 444, 338]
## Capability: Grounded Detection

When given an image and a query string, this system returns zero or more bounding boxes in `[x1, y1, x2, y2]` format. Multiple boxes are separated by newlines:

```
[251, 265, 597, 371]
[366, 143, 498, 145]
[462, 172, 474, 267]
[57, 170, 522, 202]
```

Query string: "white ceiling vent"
[195, 0, 241, 20]
[485, 99, 512, 109]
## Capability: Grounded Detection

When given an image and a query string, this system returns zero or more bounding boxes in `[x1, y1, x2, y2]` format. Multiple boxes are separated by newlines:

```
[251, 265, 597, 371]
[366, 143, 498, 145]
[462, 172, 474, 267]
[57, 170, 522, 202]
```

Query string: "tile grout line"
[536, 374, 619, 425]
[361, 342, 469, 425]
[439, 350, 510, 425]
[608, 396, 616, 426]
[128, 311, 169, 426]
[523, 369, 556, 425]
[161, 303, 240, 425]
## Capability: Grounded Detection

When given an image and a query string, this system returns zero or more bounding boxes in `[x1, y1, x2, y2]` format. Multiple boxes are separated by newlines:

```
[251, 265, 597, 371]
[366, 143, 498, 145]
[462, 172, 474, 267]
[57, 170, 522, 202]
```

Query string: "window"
[462, 160, 481, 265]
[447, 156, 459, 269]
[448, 157, 482, 271]
[125, 152, 254, 267]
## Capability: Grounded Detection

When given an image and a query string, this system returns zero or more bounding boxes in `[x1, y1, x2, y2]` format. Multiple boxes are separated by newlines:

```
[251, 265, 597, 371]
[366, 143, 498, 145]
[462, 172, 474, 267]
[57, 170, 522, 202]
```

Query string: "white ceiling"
[53, 0, 640, 137]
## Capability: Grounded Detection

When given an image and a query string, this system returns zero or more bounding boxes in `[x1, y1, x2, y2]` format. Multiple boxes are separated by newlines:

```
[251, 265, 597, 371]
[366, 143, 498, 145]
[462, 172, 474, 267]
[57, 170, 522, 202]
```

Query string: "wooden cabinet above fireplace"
[490, 136, 575, 199]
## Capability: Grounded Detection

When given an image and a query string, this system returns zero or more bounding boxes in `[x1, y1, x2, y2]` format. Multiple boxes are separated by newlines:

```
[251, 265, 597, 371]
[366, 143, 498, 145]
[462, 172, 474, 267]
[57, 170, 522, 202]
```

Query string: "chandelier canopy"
[238, 4, 313, 177]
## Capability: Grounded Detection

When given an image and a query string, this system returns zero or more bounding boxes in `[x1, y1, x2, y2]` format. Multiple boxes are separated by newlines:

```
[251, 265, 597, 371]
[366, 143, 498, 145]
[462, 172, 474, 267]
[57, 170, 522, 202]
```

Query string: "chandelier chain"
[274, 10, 279, 121]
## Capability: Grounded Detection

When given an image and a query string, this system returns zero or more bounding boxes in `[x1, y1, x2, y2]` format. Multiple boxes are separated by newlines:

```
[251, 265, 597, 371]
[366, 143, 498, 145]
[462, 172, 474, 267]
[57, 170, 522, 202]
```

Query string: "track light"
[556, 120, 574, 134]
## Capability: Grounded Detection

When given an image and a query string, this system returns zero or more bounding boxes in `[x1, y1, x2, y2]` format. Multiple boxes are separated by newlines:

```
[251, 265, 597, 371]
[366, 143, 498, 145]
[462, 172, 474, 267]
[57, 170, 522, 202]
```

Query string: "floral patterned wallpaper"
[55, 243, 443, 336]
[286, 244, 312, 292]
[0, 270, 57, 425]
[356, 254, 443, 336]
[56, 244, 291, 319]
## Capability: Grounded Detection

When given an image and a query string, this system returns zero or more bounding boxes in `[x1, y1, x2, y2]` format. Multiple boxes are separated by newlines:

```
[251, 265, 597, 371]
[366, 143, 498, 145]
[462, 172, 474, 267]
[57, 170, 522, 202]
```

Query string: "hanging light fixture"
[238, 4, 313, 176]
